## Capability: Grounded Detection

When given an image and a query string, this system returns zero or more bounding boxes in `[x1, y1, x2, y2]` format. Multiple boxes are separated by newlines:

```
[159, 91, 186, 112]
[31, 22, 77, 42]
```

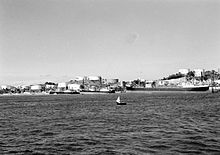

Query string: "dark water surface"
[0, 92, 220, 155]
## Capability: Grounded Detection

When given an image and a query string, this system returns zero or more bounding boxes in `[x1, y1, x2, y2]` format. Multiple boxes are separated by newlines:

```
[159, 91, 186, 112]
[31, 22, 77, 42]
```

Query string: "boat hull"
[116, 102, 127, 105]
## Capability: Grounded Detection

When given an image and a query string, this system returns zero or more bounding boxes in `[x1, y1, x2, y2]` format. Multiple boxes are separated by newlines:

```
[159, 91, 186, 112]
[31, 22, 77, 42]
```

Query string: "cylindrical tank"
[58, 82, 67, 88]
[30, 85, 42, 90]
[68, 84, 81, 91]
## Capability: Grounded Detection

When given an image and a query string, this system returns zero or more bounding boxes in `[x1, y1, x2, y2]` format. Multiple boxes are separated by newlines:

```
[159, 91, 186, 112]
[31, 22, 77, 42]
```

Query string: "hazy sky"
[1, 0, 220, 85]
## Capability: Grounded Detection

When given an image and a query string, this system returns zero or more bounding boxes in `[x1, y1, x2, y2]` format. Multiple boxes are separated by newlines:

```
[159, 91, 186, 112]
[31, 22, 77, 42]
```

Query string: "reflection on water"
[0, 92, 220, 154]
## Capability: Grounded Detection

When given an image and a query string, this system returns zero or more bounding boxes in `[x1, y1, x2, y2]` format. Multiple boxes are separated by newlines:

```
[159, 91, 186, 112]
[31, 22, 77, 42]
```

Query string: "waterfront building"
[1, 85, 13, 90]
[67, 83, 81, 91]
[20, 85, 31, 92]
[84, 76, 102, 87]
[87, 76, 101, 81]
[1, 85, 17, 93]
[45, 82, 56, 92]
[102, 79, 119, 85]
[194, 69, 205, 77]
[145, 80, 154, 88]
[45, 82, 56, 89]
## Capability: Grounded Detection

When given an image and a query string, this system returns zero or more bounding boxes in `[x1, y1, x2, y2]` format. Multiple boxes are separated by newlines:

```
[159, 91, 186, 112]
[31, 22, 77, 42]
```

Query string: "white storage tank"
[68, 84, 81, 91]
[58, 82, 67, 88]
[31, 85, 42, 90]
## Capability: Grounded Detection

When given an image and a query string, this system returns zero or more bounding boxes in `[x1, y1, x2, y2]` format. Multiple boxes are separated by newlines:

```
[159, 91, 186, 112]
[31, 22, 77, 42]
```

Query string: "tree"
[186, 71, 195, 80]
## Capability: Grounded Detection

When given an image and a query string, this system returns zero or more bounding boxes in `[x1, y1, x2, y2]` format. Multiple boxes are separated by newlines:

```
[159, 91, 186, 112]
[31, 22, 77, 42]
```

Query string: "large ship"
[126, 85, 209, 92]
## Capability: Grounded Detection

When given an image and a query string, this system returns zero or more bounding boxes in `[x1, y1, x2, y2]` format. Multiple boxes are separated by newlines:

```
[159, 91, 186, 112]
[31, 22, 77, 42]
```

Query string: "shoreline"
[0, 90, 213, 96]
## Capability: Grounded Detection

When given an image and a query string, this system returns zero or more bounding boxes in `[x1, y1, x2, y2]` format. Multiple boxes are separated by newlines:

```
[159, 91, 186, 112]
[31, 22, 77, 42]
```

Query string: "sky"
[0, 0, 220, 85]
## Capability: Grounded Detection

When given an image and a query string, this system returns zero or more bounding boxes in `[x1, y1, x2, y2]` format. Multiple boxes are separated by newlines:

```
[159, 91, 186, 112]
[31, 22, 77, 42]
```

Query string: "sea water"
[0, 92, 219, 154]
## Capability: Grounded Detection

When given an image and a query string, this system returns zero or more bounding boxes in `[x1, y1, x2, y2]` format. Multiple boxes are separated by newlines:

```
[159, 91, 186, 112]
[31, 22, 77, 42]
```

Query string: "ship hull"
[81, 90, 115, 94]
[49, 91, 80, 94]
[126, 86, 209, 92]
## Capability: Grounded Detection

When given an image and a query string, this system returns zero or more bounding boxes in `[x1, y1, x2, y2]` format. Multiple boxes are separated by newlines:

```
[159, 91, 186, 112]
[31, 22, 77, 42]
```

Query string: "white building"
[75, 76, 84, 81]
[194, 69, 205, 77]
[178, 69, 190, 75]
[145, 80, 154, 88]
[45, 82, 56, 89]
[104, 79, 119, 84]
[57, 82, 67, 91]
[88, 76, 101, 81]
[214, 80, 220, 84]
[1, 85, 14, 90]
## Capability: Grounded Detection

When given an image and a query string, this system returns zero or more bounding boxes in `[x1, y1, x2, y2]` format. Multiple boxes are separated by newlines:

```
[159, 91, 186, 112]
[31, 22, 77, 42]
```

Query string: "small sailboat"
[116, 96, 126, 105]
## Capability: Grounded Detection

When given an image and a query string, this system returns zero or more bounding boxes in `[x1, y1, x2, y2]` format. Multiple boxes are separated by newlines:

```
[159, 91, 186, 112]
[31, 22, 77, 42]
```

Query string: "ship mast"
[211, 70, 215, 93]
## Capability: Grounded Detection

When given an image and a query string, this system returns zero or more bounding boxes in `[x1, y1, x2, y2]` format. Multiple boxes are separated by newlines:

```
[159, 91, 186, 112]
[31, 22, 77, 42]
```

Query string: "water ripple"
[0, 93, 220, 154]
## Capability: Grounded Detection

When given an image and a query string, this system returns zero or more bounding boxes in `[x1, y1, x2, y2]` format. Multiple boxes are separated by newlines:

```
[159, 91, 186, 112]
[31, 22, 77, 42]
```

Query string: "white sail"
[116, 96, 120, 103]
